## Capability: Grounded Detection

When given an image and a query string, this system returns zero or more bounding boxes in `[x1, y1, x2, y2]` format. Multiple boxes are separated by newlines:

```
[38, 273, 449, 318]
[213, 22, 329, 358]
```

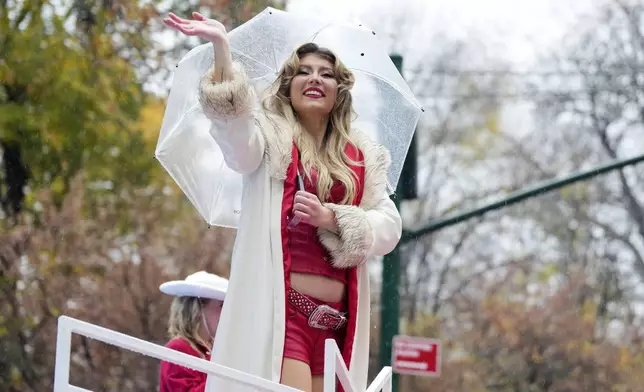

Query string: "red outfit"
[287, 144, 364, 284]
[283, 292, 347, 374]
[280, 142, 365, 376]
[159, 338, 210, 392]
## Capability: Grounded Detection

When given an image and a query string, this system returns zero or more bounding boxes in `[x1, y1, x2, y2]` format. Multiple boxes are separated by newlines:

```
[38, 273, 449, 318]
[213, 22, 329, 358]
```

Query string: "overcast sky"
[287, 0, 600, 69]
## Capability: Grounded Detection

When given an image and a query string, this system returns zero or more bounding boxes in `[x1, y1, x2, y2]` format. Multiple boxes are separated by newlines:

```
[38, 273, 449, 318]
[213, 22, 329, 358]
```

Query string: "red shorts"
[283, 293, 346, 375]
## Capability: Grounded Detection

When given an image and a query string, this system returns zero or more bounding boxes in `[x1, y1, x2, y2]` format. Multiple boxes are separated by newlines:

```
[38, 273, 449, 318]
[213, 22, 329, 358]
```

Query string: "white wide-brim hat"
[159, 271, 228, 301]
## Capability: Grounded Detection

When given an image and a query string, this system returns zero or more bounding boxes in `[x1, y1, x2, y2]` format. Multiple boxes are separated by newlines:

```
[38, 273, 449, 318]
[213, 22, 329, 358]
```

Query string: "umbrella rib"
[365, 114, 407, 145]
[306, 23, 334, 43]
[157, 103, 202, 151]
[267, 28, 279, 71]
[155, 120, 208, 216]
[231, 48, 276, 73]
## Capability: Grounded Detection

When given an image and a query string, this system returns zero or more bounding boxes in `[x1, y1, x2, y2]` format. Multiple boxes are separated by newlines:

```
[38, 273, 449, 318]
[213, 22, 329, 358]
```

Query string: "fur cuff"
[317, 204, 373, 269]
[198, 62, 253, 120]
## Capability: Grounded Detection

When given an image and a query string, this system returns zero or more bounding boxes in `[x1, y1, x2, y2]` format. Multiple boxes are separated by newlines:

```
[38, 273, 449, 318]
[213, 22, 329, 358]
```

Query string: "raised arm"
[198, 62, 264, 174]
[164, 12, 264, 174]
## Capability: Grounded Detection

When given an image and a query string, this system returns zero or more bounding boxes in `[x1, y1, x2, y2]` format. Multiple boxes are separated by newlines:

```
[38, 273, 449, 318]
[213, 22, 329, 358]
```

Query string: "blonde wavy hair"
[168, 296, 211, 358]
[262, 42, 360, 205]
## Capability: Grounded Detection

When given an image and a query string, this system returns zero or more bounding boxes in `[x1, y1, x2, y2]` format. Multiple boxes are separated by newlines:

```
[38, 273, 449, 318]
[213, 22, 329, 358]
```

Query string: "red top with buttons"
[282, 142, 365, 284]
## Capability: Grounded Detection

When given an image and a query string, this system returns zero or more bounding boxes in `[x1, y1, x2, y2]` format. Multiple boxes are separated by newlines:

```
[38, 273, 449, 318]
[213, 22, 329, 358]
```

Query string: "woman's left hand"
[293, 191, 338, 232]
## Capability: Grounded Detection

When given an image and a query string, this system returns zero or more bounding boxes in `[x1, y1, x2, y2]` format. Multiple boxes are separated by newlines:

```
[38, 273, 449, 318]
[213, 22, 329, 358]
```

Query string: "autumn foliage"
[0, 177, 234, 391]
[392, 267, 644, 392]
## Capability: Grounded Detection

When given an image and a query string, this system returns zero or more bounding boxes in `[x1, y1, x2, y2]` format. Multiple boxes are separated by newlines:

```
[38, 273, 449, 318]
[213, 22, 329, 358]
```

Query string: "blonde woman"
[158, 271, 228, 392]
[164, 12, 401, 392]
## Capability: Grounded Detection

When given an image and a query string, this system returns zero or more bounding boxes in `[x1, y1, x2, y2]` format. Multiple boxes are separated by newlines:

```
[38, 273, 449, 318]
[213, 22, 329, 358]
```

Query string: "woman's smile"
[303, 87, 325, 98]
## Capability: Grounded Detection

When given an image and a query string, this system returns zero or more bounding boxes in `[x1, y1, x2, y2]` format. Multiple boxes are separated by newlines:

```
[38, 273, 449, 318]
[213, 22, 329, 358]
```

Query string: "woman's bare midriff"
[290, 272, 346, 303]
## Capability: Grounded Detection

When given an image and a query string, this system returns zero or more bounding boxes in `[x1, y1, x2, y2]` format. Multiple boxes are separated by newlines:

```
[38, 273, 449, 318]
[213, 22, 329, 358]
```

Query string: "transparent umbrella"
[155, 7, 423, 229]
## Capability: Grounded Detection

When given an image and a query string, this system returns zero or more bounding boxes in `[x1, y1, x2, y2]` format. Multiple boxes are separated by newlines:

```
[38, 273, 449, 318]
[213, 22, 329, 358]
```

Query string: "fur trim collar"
[258, 119, 390, 208]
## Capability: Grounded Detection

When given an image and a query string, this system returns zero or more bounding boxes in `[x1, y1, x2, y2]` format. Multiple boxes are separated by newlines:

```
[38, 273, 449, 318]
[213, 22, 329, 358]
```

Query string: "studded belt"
[288, 289, 347, 330]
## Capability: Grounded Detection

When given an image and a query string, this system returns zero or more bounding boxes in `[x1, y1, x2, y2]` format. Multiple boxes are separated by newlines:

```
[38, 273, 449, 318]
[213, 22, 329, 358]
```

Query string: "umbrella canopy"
[155, 7, 423, 229]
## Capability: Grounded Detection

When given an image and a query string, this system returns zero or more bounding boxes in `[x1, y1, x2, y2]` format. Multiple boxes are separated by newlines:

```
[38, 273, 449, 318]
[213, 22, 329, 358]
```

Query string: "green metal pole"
[401, 153, 644, 244]
[380, 54, 403, 392]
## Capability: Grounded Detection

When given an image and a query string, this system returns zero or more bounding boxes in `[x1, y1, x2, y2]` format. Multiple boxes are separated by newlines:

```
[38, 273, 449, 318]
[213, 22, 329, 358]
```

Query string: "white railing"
[323, 339, 392, 392]
[54, 316, 392, 392]
[54, 316, 298, 392]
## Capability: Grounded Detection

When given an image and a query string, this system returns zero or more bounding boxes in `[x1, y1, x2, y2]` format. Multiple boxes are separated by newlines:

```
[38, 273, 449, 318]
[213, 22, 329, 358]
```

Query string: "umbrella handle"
[288, 169, 306, 230]
[287, 215, 302, 230]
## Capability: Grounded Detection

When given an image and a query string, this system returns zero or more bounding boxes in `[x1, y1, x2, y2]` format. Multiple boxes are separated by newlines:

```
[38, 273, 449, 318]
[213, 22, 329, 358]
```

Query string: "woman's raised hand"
[163, 12, 228, 44]
[164, 11, 234, 82]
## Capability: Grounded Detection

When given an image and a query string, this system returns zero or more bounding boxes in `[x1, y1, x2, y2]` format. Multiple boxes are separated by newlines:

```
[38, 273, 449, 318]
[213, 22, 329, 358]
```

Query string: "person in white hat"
[158, 271, 228, 392]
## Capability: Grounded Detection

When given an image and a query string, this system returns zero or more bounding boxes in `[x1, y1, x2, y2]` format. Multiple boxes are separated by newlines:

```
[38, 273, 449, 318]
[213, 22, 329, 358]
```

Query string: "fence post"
[54, 317, 72, 391]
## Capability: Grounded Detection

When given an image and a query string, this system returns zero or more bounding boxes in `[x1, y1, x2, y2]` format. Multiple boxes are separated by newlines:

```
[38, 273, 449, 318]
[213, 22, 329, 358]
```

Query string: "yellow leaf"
[137, 98, 166, 146]
[51, 177, 66, 195]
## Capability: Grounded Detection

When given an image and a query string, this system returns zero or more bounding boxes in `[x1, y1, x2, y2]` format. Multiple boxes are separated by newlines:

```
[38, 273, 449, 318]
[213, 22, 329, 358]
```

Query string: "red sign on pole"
[392, 335, 441, 377]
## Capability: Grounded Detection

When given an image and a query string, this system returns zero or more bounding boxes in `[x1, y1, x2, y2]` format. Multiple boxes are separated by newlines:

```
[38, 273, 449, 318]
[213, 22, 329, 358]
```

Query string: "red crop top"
[283, 142, 365, 284]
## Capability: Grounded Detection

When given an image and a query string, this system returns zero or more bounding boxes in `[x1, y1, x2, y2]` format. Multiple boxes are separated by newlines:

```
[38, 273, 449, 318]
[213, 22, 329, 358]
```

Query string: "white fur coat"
[199, 63, 402, 392]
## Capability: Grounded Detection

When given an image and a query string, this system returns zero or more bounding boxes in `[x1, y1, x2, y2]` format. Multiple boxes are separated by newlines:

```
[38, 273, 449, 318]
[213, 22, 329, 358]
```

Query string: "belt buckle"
[308, 305, 346, 330]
